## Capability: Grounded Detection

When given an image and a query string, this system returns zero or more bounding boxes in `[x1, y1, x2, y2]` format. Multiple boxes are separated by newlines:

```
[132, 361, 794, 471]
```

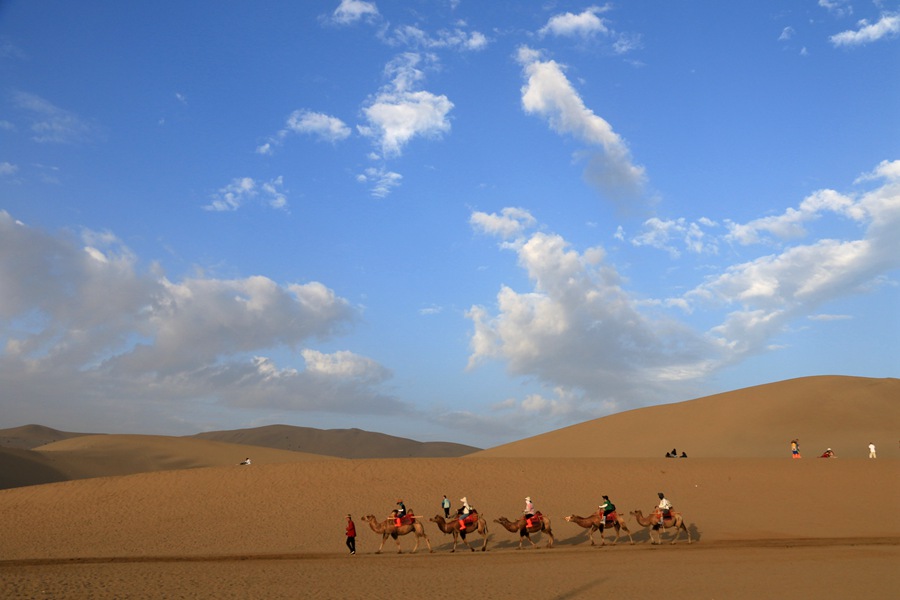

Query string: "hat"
[658, 492, 664, 498]
[460, 497, 467, 503]
[827, 448, 832, 451]
[525, 496, 531, 502]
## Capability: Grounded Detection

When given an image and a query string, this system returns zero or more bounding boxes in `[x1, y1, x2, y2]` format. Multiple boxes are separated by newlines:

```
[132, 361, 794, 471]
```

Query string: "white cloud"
[332, 0, 379, 25]
[470, 207, 537, 240]
[631, 217, 718, 257]
[359, 53, 454, 157]
[465, 161, 900, 424]
[204, 176, 288, 211]
[819, 0, 853, 19]
[830, 12, 900, 46]
[257, 109, 351, 155]
[11, 91, 98, 144]
[0, 211, 407, 432]
[0, 162, 18, 176]
[515, 46, 647, 207]
[539, 5, 611, 38]
[384, 24, 489, 51]
[779, 26, 795, 41]
[357, 166, 402, 198]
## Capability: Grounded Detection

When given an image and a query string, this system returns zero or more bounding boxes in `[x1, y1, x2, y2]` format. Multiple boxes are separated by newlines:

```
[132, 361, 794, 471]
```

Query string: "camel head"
[429, 515, 444, 523]
[564, 515, 574, 522]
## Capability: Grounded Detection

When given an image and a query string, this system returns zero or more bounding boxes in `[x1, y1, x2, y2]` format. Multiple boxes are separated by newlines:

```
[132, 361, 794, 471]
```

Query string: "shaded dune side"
[0, 424, 92, 450]
[474, 376, 900, 458]
[0, 435, 335, 489]
[0, 457, 896, 561]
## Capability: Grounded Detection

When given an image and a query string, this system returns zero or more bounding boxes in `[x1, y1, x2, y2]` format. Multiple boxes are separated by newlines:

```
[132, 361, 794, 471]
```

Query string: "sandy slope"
[475, 376, 900, 458]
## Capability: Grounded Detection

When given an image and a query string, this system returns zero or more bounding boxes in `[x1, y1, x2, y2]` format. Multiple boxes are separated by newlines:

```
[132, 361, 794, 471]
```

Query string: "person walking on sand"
[791, 439, 801, 459]
[441, 494, 451, 518]
[868, 442, 877, 458]
[345, 514, 356, 555]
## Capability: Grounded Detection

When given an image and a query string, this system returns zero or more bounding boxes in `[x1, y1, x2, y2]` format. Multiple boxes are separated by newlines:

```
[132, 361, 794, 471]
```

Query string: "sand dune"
[191, 423, 480, 458]
[475, 376, 900, 458]
[1, 375, 898, 598]
[0, 434, 333, 490]
[0, 423, 92, 450]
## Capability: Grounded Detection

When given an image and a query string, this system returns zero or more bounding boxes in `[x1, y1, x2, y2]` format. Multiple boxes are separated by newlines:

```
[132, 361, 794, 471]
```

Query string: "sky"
[1, 1, 898, 448]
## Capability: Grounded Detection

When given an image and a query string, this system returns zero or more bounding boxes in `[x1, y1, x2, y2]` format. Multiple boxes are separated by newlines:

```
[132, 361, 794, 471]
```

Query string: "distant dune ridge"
[190, 424, 481, 459]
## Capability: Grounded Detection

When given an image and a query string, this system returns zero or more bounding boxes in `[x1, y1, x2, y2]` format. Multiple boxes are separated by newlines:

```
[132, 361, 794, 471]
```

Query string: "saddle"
[394, 514, 416, 527]
[526, 511, 543, 527]
[458, 510, 478, 527]
[601, 511, 618, 524]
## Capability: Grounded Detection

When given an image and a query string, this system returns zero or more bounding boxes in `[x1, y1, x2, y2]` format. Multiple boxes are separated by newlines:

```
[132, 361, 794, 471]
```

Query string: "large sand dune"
[1, 375, 898, 599]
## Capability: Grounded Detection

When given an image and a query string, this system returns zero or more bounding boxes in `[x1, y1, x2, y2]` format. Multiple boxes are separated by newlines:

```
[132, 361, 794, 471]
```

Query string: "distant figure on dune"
[868, 442, 877, 458]
[441, 494, 451, 518]
[819, 448, 835, 458]
[680, 451, 688, 458]
[345, 514, 356, 555]
[791, 439, 801, 459]
[239, 457, 251, 465]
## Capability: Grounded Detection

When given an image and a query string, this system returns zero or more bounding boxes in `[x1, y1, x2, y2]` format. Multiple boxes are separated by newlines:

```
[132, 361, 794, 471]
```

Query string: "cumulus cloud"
[257, 109, 351, 155]
[11, 91, 99, 144]
[466, 161, 900, 425]
[0, 211, 405, 432]
[358, 53, 454, 158]
[204, 176, 288, 211]
[515, 46, 647, 209]
[830, 12, 900, 46]
[539, 5, 611, 38]
[331, 0, 379, 25]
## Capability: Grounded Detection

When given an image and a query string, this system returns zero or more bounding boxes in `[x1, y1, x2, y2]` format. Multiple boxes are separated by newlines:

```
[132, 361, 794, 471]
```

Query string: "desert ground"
[1, 376, 898, 599]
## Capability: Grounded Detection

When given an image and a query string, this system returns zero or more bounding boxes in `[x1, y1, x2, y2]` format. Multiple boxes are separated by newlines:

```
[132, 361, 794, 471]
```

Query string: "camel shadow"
[627, 522, 702, 544]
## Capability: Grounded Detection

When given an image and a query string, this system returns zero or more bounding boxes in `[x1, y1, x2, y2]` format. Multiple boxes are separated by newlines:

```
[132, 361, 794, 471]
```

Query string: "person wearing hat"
[791, 438, 801, 459]
[393, 499, 407, 527]
[656, 492, 673, 528]
[458, 497, 471, 530]
[598, 495, 616, 524]
[523, 496, 535, 528]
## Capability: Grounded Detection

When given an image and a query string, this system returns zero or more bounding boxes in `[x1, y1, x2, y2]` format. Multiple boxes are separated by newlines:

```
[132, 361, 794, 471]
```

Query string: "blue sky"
[1, 1, 898, 448]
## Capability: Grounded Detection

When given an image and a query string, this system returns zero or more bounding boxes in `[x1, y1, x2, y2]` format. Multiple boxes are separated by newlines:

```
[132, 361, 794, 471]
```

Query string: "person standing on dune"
[868, 442, 877, 458]
[441, 494, 451, 518]
[791, 439, 801, 459]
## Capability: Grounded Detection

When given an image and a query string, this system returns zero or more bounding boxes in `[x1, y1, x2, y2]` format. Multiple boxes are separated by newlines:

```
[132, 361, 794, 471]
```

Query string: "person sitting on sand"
[819, 448, 835, 458]
[239, 457, 251, 465]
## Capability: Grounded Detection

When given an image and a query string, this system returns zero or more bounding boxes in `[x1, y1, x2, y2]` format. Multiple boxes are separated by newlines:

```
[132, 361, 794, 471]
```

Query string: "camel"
[564, 511, 634, 546]
[629, 509, 692, 545]
[363, 514, 434, 554]
[493, 514, 554, 549]
[429, 514, 489, 552]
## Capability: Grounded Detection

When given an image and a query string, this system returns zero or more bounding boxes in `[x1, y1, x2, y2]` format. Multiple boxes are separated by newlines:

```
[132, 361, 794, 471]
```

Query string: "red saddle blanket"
[600, 511, 618, 523]
[459, 511, 479, 526]
[526, 512, 544, 526]
[394, 514, 416, 526]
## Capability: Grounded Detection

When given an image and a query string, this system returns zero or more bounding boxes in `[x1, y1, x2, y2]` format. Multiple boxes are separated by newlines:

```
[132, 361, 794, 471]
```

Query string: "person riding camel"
[598, 495, 616, 524]
[458, 497, 471, 530]
[523, 496, 535, 528]
[656, 492, 673, 528]
[394, 499, 407, 527]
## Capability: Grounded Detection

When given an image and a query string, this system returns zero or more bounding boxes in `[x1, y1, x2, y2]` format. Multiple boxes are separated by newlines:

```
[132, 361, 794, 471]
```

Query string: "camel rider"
[599, 495, 616, 524]
[656, 492, 673, 527]
[458, 497, 471, 530]
[523, 496, 535, 529]
[394, 499, 407, 527]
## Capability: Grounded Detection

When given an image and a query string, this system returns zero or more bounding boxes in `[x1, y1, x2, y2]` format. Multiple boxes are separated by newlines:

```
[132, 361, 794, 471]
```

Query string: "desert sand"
[1, 376, 898, 599]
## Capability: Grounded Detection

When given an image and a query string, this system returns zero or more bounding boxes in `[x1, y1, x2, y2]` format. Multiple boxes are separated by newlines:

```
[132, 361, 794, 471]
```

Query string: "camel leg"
[621, 522, 634, 545]
[587, 525, 596, 546]
[545, 527, 554, 548]
[450, 531, 458, 552]
[422, 530, 434, 553]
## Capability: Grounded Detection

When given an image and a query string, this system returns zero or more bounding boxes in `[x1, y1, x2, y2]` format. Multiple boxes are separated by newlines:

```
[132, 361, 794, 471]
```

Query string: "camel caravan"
[364, 494, 692, 554]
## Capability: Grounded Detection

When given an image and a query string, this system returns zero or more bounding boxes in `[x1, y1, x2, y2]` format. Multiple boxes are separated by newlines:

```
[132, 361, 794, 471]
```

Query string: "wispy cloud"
[356, 166, 402, 198]
[11, 91, 99, 144]
[204, 176, 288, 211]
[515, 46, 648, 209]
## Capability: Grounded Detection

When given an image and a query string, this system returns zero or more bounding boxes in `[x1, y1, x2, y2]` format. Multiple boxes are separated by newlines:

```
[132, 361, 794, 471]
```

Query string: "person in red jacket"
[345, 514, 356, 555]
